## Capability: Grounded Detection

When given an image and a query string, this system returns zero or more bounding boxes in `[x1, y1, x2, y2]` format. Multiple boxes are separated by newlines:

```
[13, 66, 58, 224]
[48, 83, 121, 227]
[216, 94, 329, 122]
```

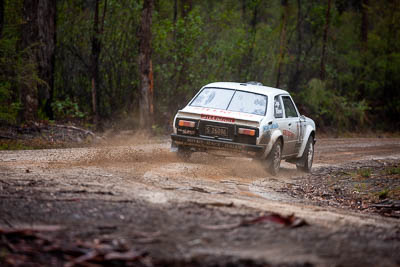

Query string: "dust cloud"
[61, 130, 275, 184]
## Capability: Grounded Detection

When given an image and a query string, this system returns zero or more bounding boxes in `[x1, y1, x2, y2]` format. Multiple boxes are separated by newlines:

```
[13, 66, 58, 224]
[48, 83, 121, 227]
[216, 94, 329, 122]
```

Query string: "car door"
[280, 95, 300, 156]
[273, 95, 291, 156]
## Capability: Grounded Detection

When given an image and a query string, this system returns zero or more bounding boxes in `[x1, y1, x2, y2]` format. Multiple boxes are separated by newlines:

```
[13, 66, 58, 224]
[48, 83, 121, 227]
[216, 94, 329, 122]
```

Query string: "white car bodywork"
[171, 82, 316, 173]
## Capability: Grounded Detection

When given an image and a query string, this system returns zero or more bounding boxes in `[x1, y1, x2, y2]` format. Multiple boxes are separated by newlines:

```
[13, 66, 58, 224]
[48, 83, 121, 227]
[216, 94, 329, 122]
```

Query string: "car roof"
[202, 82, 289, 96]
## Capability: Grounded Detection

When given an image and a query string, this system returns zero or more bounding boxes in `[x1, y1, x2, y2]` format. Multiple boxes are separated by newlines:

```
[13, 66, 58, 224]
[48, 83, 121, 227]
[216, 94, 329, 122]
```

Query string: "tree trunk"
[138, 0, 154, 129]
[288, 0, 303, 92]
[173, 0, 178, 24]
[360, 0, 368, 51]
[91, 0, 100, 128]
[276, 0, 289, 88]
[358, 0, 369, 98]
[296, 0, 302, 70]
[241, 0, 246, 19]
[20, 0, 39, 122]
[37, 0, 56, 120]
[244, 2, 258, 80]
[91, 0, 107, 129]
[20, 0, 56, 122]
[173, 0, 177, 41]
[294, 0, 303, 90]
[180, 0, 192, 18]
[0, 0, 4, 39]
[383, 0, 398, 124]
[320, 0, 332, 80]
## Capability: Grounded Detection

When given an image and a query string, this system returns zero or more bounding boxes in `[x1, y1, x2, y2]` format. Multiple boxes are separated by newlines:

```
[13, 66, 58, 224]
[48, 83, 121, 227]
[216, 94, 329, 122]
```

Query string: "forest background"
[0, 0, 399, 134]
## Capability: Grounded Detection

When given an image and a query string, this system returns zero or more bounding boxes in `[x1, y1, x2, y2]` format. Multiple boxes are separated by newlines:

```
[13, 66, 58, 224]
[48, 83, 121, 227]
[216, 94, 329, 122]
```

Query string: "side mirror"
[300, 115, 306, 121]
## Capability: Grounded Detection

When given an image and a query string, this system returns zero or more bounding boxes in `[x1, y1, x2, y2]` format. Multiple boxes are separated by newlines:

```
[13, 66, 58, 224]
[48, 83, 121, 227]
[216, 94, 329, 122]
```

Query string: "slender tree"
[91, 0, 100, 128]
[290, 0, 303, 91]
[358, 0, 369, 98]
[20, 0, 39, 122]
[0, 0, 4, 39]
[276, 0, 289, 88]
[320, 0, 332, 80]
[38, 0, 56, 119]
[383, 0, 399, 123]
[287, 0, 304, 91]
[241, 0, 247, 19]
[180, 0, 192, 18]
[138, 0, 154, 128]
[244, 0, 259, 80]
[173, 0, 178, 42]
[360, 0, 368, 50]
[173, 0, 178, 24]
[20, 0, 55, 122]
[90, 0, 107, 129]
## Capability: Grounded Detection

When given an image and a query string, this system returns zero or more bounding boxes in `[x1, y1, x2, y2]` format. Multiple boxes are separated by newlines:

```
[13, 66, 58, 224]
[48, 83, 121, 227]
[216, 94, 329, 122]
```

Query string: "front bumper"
[171, 134, 265, 155]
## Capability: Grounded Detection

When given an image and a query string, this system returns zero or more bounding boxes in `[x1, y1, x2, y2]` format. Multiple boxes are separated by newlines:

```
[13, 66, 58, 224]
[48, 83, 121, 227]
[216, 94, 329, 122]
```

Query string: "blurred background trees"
[0, 0, 399, 133]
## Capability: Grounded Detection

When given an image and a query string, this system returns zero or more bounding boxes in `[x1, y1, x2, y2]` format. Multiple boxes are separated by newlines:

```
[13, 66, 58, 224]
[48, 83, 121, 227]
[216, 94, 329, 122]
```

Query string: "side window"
[274, 96, 283, 118]
[282, 96, 298, 118]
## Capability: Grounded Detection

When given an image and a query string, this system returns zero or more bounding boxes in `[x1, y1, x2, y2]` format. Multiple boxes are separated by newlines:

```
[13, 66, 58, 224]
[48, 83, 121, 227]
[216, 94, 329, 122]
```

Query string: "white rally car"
[171, 82, 316, 175]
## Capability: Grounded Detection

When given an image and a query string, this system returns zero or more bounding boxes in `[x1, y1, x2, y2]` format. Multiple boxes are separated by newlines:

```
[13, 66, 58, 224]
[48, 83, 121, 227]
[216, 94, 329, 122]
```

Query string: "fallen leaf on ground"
[200, 212, 307, 230]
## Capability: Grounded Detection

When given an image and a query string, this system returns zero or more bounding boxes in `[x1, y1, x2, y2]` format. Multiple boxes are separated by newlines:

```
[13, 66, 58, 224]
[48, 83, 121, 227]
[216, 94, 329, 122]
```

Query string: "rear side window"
[228, 91, 267, 116]
[282, 96, 298, 118]
[274, 96, 283, 118]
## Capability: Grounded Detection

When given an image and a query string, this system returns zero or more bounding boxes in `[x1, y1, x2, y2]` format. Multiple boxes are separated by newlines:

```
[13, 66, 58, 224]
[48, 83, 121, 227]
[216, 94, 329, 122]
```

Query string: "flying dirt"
[0, 136, 400, 266]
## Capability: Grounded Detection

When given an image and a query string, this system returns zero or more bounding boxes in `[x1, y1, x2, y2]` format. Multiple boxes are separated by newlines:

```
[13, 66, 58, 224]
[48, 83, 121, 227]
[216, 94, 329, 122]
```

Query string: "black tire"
[267, 140, 282, 175]
[176, 145, 192, 161]
[297, 136, 314, 173]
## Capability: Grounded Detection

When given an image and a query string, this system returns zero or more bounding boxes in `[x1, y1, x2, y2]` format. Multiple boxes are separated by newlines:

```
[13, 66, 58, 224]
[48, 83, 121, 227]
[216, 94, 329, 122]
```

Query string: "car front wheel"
[267, 140, 282, 175]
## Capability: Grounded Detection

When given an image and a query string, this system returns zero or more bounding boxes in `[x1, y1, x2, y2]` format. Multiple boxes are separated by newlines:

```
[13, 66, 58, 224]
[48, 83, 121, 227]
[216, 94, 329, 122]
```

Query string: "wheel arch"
[262, 130, 284, 159]
[297, 126, 315, 158]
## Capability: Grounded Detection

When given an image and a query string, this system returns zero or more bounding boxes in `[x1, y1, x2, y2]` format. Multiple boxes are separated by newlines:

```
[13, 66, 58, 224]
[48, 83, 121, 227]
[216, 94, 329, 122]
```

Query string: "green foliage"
[0, 81, 21, 124]
[153, 5, 207, 116]
[0, 141, 34, 150]
[52, 0, 400, 131]
[0, 37, 36, 125]
[357, 168, 371, 179]
[55, 0, 142, 119]
[0, 0, 45, 125]
[385, 167, 400, 175]
[1, 0, 399, 131]
[377, 189, 389, 200]
[51, 97, 86, 120]
[298, 79, 369, 131]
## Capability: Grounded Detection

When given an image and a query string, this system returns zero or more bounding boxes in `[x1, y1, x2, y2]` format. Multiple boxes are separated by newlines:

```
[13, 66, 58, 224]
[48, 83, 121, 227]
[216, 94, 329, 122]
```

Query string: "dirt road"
[1, 137, 400, 266]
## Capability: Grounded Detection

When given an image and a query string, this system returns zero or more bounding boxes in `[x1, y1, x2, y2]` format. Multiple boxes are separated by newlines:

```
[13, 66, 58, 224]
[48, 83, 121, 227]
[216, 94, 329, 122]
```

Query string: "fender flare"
[262, 129, 283, 159]
[297, 125, 315, 158]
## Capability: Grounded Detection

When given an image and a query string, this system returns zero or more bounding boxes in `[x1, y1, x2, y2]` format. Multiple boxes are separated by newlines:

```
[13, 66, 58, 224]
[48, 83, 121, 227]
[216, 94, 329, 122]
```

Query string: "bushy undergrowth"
[298, 79, 369, 132]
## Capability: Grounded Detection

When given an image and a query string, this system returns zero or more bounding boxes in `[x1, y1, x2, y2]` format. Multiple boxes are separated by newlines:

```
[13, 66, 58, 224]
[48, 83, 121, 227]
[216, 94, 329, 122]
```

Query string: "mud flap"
[295, 145, 306, 167]
[296, 157, 305, 168]
[170, 141, 178, 152]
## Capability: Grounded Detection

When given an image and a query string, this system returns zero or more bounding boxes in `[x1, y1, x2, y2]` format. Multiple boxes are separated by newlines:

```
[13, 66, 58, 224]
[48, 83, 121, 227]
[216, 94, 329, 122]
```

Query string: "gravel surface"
[0, 137, 400, 266]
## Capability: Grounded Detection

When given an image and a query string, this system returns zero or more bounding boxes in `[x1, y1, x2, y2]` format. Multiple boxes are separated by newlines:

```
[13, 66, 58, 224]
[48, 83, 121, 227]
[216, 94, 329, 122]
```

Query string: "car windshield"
[190, 87, 267, 116]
